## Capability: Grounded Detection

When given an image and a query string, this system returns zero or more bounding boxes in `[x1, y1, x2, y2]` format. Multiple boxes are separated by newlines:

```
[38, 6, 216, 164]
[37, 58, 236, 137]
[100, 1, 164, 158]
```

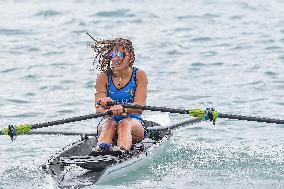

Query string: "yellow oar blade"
[188, 109, 206, 117]
[188, 108, 219, 124]
[1, 124, 32, 139]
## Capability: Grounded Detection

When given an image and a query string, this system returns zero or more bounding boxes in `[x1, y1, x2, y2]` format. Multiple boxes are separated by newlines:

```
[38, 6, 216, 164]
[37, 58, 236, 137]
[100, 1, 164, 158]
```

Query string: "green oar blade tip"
[1, 124, 32, 140]
[188, 108, 219, 125]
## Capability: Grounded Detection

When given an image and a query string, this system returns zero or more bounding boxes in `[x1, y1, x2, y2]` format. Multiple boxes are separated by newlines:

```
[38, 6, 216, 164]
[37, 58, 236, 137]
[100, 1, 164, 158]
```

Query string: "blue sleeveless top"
[107, 67, 143, 122]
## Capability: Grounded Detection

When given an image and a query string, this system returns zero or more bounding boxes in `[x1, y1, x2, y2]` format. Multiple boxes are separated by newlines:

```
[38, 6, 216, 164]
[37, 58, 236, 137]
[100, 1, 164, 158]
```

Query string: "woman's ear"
[130, 53, 134, 60]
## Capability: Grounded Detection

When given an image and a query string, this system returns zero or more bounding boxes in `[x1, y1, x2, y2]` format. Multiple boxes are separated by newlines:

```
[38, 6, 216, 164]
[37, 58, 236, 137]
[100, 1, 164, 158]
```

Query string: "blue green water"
[0, 0, 284, 188]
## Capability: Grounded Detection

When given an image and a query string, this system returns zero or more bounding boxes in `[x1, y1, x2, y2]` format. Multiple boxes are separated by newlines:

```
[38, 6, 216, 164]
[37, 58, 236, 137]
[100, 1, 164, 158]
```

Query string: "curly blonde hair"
[89, 36, 135, 73]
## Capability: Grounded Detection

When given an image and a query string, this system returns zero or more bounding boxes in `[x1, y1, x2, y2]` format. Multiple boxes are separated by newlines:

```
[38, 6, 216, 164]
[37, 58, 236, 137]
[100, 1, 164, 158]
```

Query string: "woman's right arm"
[95, 73, 112, 113]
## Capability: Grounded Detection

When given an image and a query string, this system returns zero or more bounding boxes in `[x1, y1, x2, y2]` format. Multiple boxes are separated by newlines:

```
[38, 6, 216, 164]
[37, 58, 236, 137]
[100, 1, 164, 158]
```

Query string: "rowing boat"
[42, 113, 172, 185]
[1, 101, 282, 187]
[1, 103, 282, 186]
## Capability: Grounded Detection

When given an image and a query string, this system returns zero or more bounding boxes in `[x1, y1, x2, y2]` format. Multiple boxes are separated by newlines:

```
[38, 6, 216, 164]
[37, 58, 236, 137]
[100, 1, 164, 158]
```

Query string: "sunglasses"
[110, 51, 125, 59]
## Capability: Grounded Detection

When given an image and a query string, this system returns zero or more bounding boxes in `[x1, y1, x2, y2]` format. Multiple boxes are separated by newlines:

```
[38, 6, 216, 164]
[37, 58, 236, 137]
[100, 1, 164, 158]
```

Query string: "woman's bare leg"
[117, 118, 144, 150]
[97, 117, 117, 145]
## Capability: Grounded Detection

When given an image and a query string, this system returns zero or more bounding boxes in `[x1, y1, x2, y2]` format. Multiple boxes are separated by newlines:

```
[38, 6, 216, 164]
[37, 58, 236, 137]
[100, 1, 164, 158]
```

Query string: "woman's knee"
[118, 118, 133, 126]
[100, 118, 117, 131]
[132, 124, 144, 139]
[117, 120, 133, 135]
[117, 118, 143, 133]
[117, 122, 128, 132]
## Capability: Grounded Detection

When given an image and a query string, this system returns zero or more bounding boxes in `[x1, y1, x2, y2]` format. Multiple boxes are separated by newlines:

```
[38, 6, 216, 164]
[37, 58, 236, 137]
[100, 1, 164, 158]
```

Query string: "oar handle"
[219, 113, 284, 124]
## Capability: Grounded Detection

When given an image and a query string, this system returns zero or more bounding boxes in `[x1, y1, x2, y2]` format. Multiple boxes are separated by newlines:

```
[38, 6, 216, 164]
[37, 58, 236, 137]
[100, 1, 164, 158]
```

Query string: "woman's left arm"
[129, 69, 148, 114]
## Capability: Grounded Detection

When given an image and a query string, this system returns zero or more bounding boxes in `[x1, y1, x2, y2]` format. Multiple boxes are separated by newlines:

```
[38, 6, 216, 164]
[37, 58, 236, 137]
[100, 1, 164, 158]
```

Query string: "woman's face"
[110, 46, 131, 70]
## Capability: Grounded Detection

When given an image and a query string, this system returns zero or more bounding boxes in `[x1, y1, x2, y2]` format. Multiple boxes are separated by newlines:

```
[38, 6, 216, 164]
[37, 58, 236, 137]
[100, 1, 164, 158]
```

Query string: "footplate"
[59, 155, 118, 171]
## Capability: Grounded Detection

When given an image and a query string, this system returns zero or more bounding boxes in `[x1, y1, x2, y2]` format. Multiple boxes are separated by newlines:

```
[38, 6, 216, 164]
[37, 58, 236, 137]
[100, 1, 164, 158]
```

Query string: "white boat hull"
[43, 113, 171, 185]
[96, 135, 170, 184]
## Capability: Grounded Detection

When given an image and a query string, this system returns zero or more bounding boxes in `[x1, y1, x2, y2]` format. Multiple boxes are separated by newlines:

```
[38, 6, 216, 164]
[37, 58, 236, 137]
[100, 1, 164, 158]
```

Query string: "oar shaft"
[31, 111, 112, 129]
[108, 103, 284, 125]
[219, 113, 284, 124]
[1, 111, 112, 140]
[86, 32, 97, 42]
[147, 117, 203, 131]
[28, 130, 97, 136]
[108, 103, 188, 114]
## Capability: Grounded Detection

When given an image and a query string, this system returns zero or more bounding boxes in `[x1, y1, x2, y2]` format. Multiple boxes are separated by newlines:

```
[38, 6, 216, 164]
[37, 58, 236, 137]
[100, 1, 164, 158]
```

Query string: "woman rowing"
[90, 36, 148, 152]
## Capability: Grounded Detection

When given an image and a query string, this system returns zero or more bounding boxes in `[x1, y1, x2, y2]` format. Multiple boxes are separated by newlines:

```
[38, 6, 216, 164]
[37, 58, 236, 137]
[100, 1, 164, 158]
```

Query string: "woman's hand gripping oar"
[1, 111, 113, 140]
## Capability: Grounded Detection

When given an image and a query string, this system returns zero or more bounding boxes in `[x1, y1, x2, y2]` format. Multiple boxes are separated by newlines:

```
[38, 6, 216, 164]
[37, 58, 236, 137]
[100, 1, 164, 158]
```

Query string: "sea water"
[0, 0, 283, 188]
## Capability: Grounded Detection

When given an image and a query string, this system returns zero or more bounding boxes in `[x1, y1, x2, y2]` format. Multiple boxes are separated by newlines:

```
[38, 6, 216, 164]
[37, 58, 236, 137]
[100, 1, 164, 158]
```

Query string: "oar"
[107, 102, 218, 124]
[27, 130, 97, 137]
[146, 117, 203, 131]
[107, 103, 284, 125]
[1, 111, 112, 140]
[218, 113, 284, 124]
